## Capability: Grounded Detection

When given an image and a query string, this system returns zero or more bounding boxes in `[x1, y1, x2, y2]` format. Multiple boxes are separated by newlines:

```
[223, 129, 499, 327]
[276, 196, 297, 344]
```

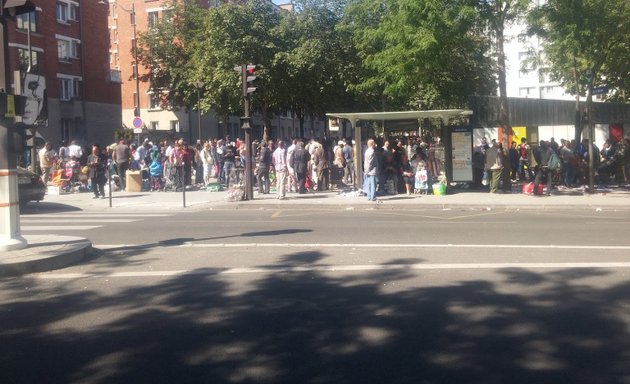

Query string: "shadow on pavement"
[1, 254, 628, 383]
[19, 202, 82, 215]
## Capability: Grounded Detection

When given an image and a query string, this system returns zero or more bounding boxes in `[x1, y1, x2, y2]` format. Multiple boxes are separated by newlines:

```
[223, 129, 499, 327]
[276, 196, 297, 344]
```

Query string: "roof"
[326, 109, 473, 124]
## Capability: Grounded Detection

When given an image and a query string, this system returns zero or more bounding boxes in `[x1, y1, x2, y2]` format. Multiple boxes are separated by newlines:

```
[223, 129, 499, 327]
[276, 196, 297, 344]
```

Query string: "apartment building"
[5, 0, 121, 149]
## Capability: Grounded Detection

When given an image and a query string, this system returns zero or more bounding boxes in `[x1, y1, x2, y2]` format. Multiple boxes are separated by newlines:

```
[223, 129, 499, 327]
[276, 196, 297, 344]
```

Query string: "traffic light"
[244, 64, 257, 95]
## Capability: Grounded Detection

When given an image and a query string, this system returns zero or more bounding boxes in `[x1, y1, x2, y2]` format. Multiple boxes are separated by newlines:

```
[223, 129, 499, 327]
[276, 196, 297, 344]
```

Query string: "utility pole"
[1, 0, 35, 251]
[237, 64, 258, 201]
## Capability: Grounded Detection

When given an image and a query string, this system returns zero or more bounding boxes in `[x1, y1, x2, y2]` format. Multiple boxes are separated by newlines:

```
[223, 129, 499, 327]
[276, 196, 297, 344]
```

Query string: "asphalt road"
[3, 206, 630, 383]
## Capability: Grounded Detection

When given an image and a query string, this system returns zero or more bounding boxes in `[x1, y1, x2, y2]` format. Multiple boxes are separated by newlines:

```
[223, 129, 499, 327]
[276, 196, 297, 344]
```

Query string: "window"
[56, 2, 69, 23]
[59, 76, 82, 100]
[16, 12, 37, 32]
[540, 86, 556, 98]
[148, 93, 160, 110]
[148, 12, 158, 28]
[18, 49, 38, 73]
[518, 51, 535, 78]
[151, 121, 160, 130]
[69, 4, 79, 21]
[170, 120, 179, 132]
[519, 87, 536, 98]
[57, 40, 70, 61]
[57, 37, 80, 61]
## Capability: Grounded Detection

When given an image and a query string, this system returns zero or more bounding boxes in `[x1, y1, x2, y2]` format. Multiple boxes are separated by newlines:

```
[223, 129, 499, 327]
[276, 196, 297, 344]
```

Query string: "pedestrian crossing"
[20, 212, 174, 232]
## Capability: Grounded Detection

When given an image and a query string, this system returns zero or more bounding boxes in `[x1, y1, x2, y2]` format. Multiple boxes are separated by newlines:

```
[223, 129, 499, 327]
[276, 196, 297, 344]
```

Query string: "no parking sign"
[132, 117, 143, 134]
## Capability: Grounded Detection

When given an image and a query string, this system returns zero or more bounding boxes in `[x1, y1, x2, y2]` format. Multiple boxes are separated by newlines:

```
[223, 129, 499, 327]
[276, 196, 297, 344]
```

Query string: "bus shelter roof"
[326, 109, 472, 125]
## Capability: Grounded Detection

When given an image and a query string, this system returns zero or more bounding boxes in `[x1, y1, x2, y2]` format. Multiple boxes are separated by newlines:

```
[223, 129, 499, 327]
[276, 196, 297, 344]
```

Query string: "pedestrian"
[38, 142, 56, 185]
[58, 140, 68, 168]
[170, 139, 185, 191]
[222, 141, 237, 188]
[273, 140, 288, 199]
[290, 142, 310, 194]
[112, 139, 130, 191]
[200, 141, 214, 186]
[87, 144, 107, 199]
[364, 138, 378, 201]
[484, 142, 502, 193]
[313, 144, 329, 191]
[68, 140, 83, 160]
[286, 138, 298, 193]
[256, 140, 272, 194]
[533, 140, 553, 196]
[519, 138, 533, 181]
[342, 139, 355, 185]
[182, 142, 193, 187]
[509, 141, 519, 181]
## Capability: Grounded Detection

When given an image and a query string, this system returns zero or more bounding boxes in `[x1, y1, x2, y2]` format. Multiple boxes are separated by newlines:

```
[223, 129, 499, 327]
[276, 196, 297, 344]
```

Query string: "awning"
[326, 109, 473, 124]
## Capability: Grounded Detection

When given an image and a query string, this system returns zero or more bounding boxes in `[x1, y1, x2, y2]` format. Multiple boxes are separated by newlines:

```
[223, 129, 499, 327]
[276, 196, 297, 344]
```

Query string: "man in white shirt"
[68, 140, 83, 160]
[272, 140, 288, 199]
[286, 138, 297, 193]
[38, 142, 56, 185]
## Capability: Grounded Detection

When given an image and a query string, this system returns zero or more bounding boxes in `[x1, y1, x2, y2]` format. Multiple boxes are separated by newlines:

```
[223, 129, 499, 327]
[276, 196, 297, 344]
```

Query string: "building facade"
[5, 0, 121, 150]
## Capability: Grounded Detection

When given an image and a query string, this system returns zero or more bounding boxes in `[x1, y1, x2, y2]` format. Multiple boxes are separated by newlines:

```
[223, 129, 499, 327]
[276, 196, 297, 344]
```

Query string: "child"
[414, 161, 429, 194]
[149, 158, 163, 191]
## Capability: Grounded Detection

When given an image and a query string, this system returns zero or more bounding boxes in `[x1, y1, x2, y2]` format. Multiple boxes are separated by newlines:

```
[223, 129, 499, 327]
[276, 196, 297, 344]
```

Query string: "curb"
[0, 236, 93, 277]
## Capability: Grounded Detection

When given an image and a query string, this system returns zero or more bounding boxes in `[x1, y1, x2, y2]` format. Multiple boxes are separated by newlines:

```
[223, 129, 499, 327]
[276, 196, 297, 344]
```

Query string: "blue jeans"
[366, 174, 376, 201]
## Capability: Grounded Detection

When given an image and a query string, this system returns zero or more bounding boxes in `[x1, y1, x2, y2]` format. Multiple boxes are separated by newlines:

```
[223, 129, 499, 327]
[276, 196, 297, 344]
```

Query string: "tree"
[137, 0, 206, 112]
[275, 1, 355, 137]
[340, 0, 496, 111]
[528, 0, 630, 190]
[477, 0, 529, 150]
[138, 0, 283, 139]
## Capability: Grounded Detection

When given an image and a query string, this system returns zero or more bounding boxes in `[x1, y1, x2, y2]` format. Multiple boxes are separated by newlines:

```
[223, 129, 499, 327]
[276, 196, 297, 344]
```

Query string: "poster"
[451, 126, 472, 182]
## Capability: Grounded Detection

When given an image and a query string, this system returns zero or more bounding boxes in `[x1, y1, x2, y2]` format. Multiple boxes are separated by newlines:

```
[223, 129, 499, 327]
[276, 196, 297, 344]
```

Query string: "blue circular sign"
[132, 117, 143, 129]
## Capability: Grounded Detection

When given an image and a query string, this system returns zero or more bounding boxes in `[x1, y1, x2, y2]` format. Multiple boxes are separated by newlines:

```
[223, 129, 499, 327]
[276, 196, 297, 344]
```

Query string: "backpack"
[548, 152, 561, 171]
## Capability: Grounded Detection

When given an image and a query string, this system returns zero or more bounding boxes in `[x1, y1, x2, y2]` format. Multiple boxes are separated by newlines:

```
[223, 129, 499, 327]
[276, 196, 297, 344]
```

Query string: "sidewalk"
[3, 183, 628, 277]
[38, 182, 630, 212]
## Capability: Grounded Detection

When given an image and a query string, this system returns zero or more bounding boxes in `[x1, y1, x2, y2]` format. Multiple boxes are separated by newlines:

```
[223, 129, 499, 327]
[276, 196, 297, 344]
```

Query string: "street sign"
[133, 128, 142, 134]
[132, 117, 143, 129]
[592, 86, 609, 95]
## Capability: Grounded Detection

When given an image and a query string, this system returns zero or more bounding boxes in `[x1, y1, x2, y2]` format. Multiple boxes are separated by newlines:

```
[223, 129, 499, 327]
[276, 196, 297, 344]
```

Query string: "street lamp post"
[192, 81, 203, 142]
[118, 3, 141, 128]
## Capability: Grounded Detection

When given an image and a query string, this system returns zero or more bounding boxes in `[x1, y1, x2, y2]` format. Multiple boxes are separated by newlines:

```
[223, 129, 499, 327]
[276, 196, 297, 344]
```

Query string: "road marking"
[93, 243, 630, 250]
[22, 214, 172, 218]
[20, 219, 140, 223]
[34, 261, 630, 280]
[22, 225, 102, 231]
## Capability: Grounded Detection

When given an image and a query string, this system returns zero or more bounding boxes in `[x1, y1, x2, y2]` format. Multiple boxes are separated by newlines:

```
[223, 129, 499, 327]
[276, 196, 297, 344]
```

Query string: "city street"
[2, 203, 630, 383]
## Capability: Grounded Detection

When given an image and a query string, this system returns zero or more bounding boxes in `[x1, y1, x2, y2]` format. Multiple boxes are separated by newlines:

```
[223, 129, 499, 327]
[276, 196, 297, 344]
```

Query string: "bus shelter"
[326, 109, 473, 190]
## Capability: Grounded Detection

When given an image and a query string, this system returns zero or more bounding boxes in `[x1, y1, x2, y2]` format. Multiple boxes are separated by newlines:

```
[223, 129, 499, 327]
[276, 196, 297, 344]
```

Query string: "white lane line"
[35, 261, 630, 280]
[23, 214, 172, 218]
[22, 225, 102, 231]
[93, 243, 630, 250]
[21, 219, 140, 223]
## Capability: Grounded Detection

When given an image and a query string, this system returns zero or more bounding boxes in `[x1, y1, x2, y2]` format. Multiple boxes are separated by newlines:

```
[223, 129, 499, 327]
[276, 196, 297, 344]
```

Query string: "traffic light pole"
[0, 120, 27, 251]
[0, 19, 26, 250]
[241, 64, 253, 201]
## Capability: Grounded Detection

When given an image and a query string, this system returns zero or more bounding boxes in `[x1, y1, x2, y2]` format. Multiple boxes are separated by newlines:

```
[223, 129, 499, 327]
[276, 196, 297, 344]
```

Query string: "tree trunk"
[495, 8, 512, 183]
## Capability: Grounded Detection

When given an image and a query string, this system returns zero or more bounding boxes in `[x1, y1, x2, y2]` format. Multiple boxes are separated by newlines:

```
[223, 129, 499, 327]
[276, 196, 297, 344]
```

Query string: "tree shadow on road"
[1, 256, 629, 384]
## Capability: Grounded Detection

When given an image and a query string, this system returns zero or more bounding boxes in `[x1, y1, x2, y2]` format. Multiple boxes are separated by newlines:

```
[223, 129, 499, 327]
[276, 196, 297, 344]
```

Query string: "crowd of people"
[472, 136, 630, 196]
[32, 132, 630, 200]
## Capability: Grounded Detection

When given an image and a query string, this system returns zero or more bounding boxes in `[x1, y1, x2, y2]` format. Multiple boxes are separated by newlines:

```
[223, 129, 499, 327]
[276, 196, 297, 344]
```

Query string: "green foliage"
[528, 0, 630, 101]
[341, 0, 496, 110]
